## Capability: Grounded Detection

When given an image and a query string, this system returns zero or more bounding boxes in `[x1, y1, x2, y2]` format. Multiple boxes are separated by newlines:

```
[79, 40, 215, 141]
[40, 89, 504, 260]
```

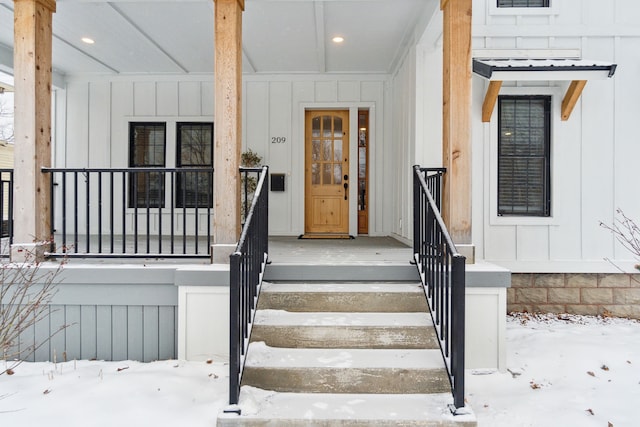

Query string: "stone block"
[598, 274, 631, 288]
[511, 273, 533, 288]
[548, 288, 580, 304]
[533, 273, 565, 288]
[612, 288, 640, 305]
[515, 288, 547, 304]
[531, 304, 566, 314]
[601, 305, 638, 319]
[581, 288, 613, 305]
[507, 303, 524, 313]
[507, 288, 516, 304]
[566, 273, 598, 288]
[566, 305, 599, 316]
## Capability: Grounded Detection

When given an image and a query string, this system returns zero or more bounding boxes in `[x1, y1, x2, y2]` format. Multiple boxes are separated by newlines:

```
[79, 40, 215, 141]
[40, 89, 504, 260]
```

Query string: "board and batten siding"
[6, 264, 187, 363]
[468, 0, 640, 270]
[58, 74, 393, 237]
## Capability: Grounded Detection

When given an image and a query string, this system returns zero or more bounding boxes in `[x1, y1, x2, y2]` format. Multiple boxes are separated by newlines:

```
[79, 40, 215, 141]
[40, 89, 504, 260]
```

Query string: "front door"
[304, 110, 350, 236]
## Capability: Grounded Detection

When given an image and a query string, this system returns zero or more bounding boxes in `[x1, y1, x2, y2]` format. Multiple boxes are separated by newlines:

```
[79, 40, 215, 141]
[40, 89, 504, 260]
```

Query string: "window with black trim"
[129, 122, 166, 208]
[176, 122, 213, 208]
[498, 96, 550, 217]
[497, 0, 549, 7]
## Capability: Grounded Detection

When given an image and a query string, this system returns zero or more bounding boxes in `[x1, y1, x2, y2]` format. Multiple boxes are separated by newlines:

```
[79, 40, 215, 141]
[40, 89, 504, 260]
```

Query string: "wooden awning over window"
[474, 58, 617, 122]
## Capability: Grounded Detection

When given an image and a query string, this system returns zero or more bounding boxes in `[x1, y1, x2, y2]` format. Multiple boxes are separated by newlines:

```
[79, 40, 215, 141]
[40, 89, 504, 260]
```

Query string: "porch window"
[129, 122, 166, 208]
[497, 96, 551, 216]
[176, 122, 213, 208]
[497, 0, 549, 7]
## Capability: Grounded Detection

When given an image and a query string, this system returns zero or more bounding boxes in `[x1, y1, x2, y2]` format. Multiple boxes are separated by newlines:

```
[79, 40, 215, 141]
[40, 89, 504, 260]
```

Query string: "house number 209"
[271, 137, 287, 144]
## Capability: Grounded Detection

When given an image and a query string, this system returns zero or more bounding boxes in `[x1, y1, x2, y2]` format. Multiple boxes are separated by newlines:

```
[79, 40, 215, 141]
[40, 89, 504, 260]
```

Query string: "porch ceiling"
[0, 0, 433, 78]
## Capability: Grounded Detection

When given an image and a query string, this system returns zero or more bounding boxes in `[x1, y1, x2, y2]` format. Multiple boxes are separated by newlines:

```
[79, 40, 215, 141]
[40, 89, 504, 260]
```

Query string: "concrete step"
[241, 343, 451, 394]
[263, 264, 419, 282]
[257, 282, 429, 312]
[218, 388, 476, 426]
[251, 310, 439, 349]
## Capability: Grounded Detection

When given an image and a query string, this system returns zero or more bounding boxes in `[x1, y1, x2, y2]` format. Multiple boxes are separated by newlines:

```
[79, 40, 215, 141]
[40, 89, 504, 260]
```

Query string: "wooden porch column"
[441, 0, 473, 249]
[212, 0, 244, 262]
[11, 0, 56, 261]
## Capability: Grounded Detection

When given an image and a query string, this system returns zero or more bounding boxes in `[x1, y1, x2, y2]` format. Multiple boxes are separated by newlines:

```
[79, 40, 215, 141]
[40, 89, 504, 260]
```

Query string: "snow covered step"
[251, 310, 439, 349]
[217, 388, 476, 426]
[241, 344, 451, 394]
[257, 281, 429, 312]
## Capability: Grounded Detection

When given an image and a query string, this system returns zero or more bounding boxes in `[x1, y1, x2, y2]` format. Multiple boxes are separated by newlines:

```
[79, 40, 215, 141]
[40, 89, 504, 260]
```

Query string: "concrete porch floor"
[2, 235, 413, 265]
[267, 236, 413, 265]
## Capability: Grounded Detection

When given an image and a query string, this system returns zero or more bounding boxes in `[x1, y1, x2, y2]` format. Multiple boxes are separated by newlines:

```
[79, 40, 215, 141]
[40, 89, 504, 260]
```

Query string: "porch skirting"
[5, 263, 228, 363]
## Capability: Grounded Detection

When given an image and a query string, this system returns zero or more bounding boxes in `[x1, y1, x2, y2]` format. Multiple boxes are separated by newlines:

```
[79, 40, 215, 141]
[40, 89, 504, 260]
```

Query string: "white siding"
[59, 74, 390, 237]
[470, 0, 640, 271]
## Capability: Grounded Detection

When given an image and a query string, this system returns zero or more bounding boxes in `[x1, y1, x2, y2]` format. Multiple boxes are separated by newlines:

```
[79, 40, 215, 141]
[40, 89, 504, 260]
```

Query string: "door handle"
[343, 182, 348, 200]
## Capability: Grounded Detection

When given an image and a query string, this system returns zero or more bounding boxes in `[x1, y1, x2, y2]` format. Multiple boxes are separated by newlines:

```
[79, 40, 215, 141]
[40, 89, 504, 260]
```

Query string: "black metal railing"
[228, 166, 269, 409]
[240, 167, 264, 225]
[43, 167, 214, 258]
[0, 169, 13, 257]
[412, 165, 466, 410]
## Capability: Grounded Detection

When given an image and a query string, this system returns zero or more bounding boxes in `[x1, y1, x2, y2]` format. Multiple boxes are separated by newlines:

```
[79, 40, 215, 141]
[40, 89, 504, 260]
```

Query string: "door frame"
[295, 103, 376, 237]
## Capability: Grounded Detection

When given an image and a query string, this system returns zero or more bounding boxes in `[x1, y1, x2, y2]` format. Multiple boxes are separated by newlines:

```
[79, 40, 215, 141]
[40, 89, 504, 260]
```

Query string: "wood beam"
[561, 80, 587, 121]
[213, 0, 244, 249]
[442, 0, 473, 245]
[482, 80, 502, 122]
[12, 0, 56, 253]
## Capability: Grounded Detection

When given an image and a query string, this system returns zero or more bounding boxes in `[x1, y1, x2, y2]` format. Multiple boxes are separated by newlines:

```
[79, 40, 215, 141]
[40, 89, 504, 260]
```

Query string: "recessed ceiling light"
[81, 37, 95, 45]
[332, 36, 344, 43]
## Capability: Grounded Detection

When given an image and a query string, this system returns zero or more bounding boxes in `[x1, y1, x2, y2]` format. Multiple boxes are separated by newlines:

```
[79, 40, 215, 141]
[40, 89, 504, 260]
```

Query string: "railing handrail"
[228, 165, 269, 410]
[412, 164, 466, 411]
[42, 166, 214, 173]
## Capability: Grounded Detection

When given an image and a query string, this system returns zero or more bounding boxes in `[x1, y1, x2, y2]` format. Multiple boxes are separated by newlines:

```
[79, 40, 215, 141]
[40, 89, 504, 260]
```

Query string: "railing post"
[412, 165, 420, 258]
[228, 251, 241, 407]
[451, 253, 466, 409]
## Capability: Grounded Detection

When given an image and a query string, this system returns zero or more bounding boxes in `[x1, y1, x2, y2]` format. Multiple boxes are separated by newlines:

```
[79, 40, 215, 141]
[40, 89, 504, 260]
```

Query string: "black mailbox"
[270, 173, 285, 192]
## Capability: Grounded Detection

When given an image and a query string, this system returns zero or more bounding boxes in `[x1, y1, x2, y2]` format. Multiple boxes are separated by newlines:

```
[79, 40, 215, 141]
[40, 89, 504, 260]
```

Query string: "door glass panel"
[359, 147, 366, 179]
[323, 164, 332, 184]
[312, 117, 321, 138]
[323, 116, 332, 137]
[334, 117, 343, 137]
[334, 164, 342, 185]
[334, 140, 342, 161]
[312, 163, 320, 185]
[312, 140, 321, 161]
[323, 140, 332, 161]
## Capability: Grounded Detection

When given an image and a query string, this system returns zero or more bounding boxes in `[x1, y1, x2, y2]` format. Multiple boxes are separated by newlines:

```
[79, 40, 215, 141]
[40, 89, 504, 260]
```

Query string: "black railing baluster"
[98, 172, 103, 253]
[85, 172, 90, 253]
[412, 165, 466, 412]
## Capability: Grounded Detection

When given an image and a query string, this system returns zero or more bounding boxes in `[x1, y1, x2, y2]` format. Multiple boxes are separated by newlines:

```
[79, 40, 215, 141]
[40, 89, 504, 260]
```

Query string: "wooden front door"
[304, 110, 350, 236]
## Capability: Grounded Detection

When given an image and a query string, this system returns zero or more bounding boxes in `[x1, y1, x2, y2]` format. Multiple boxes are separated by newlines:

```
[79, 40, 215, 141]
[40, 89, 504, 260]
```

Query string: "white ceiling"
[0, 0, 435, 79]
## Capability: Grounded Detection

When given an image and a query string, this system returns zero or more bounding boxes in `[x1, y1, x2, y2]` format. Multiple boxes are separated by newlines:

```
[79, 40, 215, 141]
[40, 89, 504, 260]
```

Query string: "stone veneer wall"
[508, 273, 640, 319]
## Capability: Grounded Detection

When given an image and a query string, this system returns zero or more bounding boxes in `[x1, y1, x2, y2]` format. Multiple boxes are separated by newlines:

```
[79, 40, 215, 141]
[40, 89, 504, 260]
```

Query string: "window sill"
[490, 215, 559, 226]
[488, 4, 558, 16]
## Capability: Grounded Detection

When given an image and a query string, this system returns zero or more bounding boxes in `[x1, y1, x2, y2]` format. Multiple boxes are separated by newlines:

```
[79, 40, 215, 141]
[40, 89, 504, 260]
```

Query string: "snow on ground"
[467, 313, 640, 427]
[1, 314, 639, 426]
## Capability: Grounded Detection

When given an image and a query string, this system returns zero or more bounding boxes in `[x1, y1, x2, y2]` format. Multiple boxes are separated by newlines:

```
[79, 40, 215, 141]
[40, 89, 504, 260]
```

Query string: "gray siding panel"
[80, 305, 97, 360]
[49, 304, 67, 361]
[143, 306, 159, 362]
[127, 305, 144, 361]
[96, 305, 112, 360]
[65, 305, 82, 360]
[111, 305, 129, 360]
[158, 306, 175, 360]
